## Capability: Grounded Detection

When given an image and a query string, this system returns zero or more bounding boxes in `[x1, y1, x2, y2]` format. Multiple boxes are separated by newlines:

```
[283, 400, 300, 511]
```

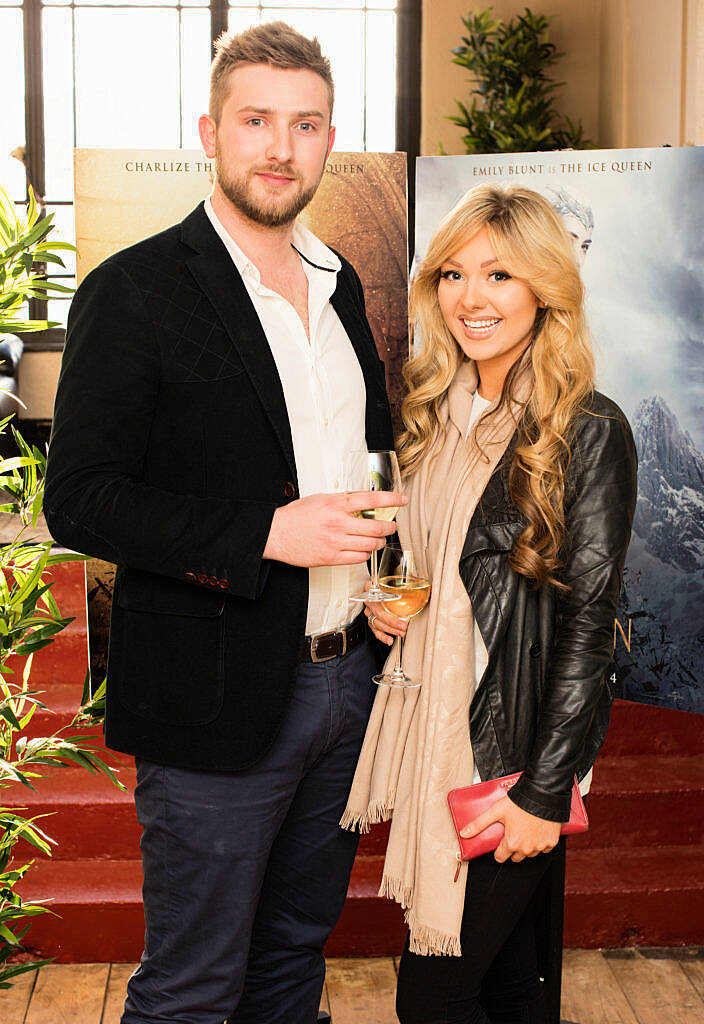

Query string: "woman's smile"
[458, 315, 503, 339]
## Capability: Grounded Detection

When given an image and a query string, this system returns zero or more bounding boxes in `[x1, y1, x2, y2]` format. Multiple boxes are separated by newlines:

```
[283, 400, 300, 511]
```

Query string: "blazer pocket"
[112, 575, 225, 727]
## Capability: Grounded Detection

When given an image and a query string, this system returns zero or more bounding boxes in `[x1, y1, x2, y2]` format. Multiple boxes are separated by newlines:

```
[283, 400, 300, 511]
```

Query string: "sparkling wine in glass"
[373, 546, 431, 688]
[346, 449, 402, 603]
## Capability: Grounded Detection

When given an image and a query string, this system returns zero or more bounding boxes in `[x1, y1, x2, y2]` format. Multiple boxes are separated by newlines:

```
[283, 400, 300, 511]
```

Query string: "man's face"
[199, 63, 335, 228]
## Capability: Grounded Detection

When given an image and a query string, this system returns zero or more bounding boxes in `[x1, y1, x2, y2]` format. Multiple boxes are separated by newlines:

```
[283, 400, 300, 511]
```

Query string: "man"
[45, 21, 402, 1024]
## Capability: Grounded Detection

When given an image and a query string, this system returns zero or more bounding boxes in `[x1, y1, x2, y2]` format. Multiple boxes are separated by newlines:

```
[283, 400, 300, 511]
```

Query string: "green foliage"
[449, 7, 592, 153]
[0, 184, 76, 334]
[0, 232, 123, 980]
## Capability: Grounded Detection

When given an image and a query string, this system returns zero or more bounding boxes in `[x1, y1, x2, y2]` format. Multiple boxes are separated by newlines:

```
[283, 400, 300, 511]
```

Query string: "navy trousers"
[121, 638, 377, 1024]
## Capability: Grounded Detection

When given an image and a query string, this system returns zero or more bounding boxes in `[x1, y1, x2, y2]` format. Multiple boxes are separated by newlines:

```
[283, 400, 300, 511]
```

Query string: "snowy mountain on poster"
[614, 395, 704, 713]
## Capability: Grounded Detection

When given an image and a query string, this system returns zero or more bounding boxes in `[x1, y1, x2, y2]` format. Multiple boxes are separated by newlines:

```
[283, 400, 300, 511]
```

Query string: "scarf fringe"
[378, 874, 463, 957]
[407, 918, 463, 958]
[378, 873, 414, 909]
[339, 800, 393, 834]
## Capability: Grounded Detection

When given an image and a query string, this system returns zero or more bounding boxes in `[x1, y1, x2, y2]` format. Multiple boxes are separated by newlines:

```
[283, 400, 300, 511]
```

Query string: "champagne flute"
[345, 449, 402, 603]
[373, 545, 431, 688]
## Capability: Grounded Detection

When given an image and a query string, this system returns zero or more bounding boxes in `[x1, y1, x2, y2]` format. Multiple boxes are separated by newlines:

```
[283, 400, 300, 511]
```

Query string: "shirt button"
[283, 481, 296, 499]
[529, 641, 542, 658]
[197, 574, 208, 585]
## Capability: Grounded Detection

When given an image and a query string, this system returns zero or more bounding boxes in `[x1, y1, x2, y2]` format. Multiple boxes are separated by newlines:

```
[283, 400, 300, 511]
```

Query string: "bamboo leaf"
[0, 957, 54, 986]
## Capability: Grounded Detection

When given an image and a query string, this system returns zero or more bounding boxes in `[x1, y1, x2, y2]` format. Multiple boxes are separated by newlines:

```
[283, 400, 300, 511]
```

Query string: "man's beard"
[215, 144, 322, 228]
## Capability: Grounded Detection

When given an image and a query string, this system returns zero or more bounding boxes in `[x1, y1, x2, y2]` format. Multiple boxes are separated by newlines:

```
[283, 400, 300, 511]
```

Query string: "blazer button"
[197, 573, 208, 585]
[208, 576, 218, 587]
[283, 481, 296, 499]
[185, 572, 197, 583]
[529, 641, 542, 658]
[218, 578, 229, 590]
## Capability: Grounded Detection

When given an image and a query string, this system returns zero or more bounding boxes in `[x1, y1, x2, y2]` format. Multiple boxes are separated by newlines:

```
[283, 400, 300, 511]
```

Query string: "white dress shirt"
[204, 198, 369, 635]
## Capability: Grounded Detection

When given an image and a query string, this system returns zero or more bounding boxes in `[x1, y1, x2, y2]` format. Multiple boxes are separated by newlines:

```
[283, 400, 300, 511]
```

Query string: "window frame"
[18, 0, 420, 350]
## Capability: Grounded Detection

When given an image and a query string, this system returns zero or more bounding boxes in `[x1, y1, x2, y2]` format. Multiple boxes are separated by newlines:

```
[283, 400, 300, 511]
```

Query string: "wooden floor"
[1, 949, 703, 1023]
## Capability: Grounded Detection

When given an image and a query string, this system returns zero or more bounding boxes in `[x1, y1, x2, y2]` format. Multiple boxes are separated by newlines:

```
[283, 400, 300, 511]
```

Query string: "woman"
[341, 184, 637, 1024]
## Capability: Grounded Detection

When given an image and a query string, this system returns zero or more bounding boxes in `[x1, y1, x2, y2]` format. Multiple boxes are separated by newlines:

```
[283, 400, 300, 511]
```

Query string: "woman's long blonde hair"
[399, 183, 595, 587]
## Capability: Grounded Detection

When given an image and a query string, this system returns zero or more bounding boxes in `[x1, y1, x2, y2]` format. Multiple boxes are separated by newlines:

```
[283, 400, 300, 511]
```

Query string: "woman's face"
[561, 214, 592, 267]
[437, 227, 540, 384]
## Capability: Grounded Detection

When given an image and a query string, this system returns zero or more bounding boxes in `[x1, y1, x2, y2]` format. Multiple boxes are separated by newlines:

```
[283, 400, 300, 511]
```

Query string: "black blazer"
[44, 202, 394, 770]
[459, 392, 638, 821]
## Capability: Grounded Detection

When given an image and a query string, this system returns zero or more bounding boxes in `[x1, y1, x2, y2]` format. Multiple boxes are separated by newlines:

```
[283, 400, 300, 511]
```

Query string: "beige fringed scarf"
[341, 359, 530, 956]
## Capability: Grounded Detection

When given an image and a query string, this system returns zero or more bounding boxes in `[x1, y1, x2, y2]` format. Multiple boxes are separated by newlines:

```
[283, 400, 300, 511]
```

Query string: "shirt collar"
[204, 196, 340, 289]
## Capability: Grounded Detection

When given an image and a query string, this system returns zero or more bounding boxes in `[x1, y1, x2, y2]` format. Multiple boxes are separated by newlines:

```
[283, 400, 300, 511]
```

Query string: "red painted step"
[5, 555, 88, 690]
[603, 700, 704, 756]
[15, 855, 408, 963]
[14, 753, 704, 864]
[564, 845, 704, 947]
[578, 755, 704, 849]
[9, 765, 138, 861]
[17, 859, 145, 964]
[19, 682, 88, 740]
[22, 838, 704, 963]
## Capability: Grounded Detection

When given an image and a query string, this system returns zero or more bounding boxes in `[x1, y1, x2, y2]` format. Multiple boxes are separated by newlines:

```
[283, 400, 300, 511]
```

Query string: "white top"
[466, 389, 492, 437]
[466, 390, 492, 783]
[205, 198, 369, 635]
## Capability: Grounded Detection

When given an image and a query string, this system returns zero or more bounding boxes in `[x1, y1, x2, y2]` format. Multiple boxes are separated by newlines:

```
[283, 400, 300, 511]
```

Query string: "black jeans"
[396, 844, 561, 1024]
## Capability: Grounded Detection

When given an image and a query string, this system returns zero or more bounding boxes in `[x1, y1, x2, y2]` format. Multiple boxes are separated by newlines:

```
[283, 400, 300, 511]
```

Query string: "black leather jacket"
[459, 391, 638, 822]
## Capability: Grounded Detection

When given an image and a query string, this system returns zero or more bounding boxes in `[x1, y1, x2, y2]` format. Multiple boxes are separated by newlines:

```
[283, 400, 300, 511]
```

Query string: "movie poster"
[74, 148, 408, 683]
[415, 148, 704, 714]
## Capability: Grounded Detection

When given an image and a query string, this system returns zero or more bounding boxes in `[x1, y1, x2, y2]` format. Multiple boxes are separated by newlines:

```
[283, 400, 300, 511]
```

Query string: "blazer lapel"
[181, 204, 297, 482]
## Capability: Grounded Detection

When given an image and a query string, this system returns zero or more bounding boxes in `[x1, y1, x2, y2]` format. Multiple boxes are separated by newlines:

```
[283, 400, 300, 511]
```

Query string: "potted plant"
[0, 184, 123, 988]
[448, 7, 592, 153]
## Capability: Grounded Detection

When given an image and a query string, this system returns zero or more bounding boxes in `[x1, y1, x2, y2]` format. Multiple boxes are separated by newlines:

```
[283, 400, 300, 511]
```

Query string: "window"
[3, 0, 420, 343]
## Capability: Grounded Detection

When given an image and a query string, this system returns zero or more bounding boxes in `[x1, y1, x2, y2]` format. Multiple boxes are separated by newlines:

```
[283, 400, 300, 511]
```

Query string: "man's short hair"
[210, 21, 335, 124]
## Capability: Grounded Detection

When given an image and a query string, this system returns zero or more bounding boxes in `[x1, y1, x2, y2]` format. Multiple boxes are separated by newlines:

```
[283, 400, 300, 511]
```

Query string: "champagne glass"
[346, 449, 402, 603]
[373, 545, 431, 688]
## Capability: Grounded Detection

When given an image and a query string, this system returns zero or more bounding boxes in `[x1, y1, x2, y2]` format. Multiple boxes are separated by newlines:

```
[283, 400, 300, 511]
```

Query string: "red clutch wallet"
[447, 773, 588, 871]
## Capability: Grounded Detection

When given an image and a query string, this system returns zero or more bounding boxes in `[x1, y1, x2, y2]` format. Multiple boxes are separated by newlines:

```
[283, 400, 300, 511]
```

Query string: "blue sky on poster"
[415, 147, 704, 446]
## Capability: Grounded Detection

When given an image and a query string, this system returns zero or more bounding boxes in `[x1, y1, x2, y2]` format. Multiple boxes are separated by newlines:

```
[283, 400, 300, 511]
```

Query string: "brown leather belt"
[301, 614, 367, 663]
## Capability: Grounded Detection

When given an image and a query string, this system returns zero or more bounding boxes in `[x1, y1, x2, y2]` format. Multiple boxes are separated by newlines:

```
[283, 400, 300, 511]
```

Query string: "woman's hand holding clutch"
[460, 795, 562, 863]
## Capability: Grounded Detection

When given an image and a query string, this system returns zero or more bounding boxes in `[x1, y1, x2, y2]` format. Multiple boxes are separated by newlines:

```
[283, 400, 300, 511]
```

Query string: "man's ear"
[199, 114, 217, 159]
[326, 124, 336, 161]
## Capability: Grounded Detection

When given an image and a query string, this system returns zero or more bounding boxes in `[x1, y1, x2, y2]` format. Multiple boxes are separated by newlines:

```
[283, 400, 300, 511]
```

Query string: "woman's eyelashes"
[438, 268, 512, 283]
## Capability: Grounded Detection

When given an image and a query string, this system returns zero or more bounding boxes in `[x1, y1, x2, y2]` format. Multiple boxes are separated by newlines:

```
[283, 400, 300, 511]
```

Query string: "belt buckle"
[310, 630, 335, 664]
[310, 627, 347, 664]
